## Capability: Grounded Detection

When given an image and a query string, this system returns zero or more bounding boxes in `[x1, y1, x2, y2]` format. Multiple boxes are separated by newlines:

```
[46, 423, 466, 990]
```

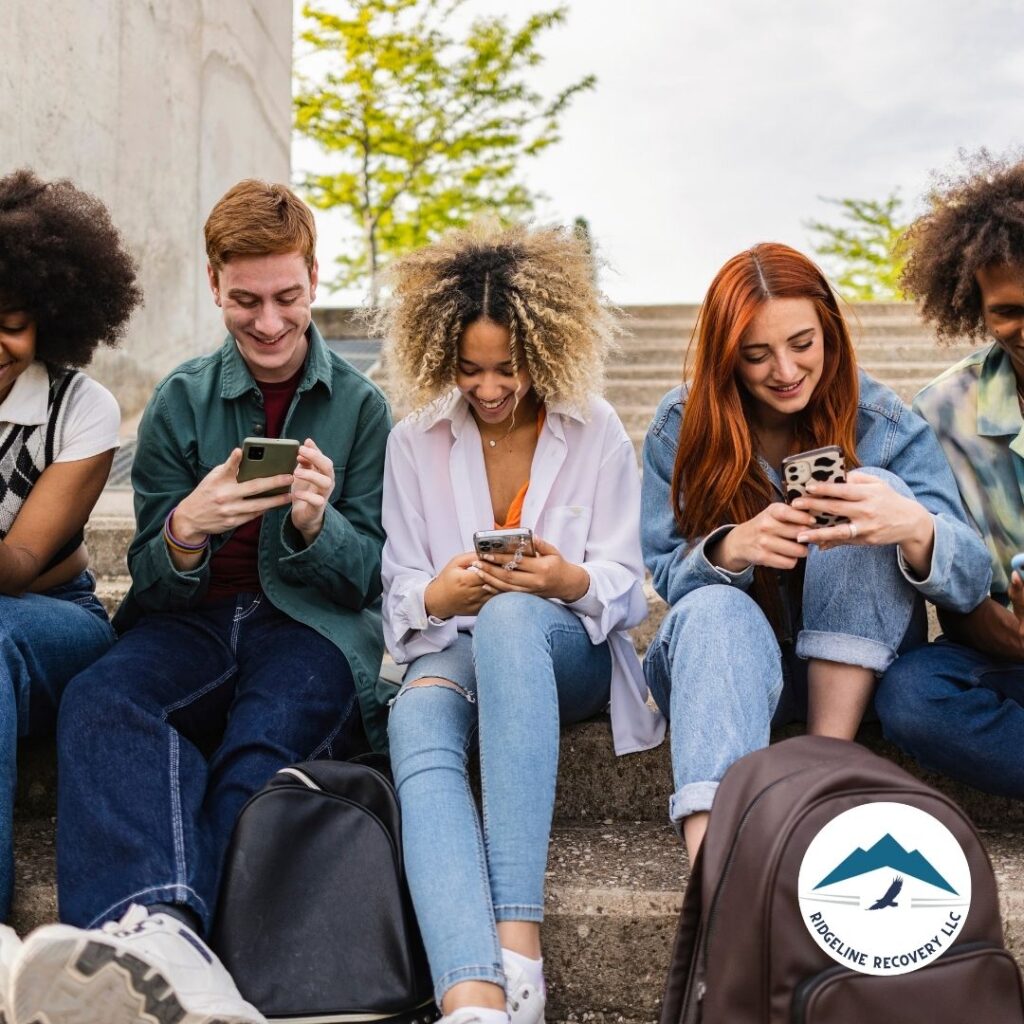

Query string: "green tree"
[294, 0, 595, 298]
[805, 191, 909, 301]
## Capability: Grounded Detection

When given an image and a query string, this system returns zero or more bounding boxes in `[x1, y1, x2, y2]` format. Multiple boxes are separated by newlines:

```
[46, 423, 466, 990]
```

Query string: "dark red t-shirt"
[203, 367, 302, 603]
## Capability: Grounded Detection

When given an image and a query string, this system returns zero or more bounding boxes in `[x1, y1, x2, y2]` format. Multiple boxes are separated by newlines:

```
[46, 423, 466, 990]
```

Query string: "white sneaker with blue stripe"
[10, 903, 265, 1024]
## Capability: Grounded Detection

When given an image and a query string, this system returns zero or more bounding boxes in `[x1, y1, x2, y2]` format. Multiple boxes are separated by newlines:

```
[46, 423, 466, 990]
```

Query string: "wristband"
[164, 507, 209, 553]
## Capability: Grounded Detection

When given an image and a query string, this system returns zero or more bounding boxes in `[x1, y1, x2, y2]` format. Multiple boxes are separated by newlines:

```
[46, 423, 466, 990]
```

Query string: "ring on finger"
[848, 521, 858, 540]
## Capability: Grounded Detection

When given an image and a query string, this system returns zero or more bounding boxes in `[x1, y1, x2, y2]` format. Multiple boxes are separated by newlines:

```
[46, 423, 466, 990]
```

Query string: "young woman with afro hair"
[376, 221, 664, 1024]
[876, 152, 1024, 796]
[0, 169, 141, 928]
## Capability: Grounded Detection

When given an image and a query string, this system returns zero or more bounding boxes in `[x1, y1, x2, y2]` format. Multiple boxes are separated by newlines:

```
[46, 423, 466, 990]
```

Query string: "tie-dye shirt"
[913, 342, 1022, 602]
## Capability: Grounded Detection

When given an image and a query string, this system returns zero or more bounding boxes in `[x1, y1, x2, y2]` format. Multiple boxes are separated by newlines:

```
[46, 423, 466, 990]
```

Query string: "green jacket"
[113, 325, 395, 751]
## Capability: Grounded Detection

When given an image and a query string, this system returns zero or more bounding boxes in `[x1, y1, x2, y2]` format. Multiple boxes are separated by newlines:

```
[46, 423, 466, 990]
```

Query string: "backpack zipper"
[700, 771, 804, 980]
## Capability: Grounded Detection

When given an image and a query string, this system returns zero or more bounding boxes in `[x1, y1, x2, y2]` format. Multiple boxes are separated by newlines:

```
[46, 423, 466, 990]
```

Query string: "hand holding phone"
[423, 551, 493, 620]
[470, 535, 590, 603]
[288, 438, 336, 543]
[172, 446, 294, 546]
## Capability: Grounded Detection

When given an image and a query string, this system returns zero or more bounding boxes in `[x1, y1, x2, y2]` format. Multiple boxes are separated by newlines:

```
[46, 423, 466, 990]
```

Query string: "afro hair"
[900, 150, 1024, 342]
[0, 169, 142, 366]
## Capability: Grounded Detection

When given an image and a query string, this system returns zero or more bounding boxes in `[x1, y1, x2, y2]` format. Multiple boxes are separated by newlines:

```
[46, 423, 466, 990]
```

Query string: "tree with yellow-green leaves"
[805, 191, 909, 301]
[294, 0, 595, 299]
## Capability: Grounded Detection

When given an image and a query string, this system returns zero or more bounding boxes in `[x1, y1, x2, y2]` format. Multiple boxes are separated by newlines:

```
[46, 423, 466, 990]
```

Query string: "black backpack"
[211, 755, 438, 1024]
[659, 735, 1024, 1024]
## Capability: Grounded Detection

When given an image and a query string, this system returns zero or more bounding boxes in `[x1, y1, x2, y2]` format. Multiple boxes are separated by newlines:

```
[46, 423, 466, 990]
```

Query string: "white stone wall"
[0, 1, 292, 420]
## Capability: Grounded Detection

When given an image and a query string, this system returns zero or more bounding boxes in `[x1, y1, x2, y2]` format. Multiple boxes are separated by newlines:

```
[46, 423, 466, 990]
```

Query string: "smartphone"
[781, 445, 848, 527]
[236, 437, 300, 497]
[473, 527, 536, 560]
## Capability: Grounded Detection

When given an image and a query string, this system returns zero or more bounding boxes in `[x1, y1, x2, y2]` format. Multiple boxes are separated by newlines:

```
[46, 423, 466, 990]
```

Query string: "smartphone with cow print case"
[781, 445, 849, 527]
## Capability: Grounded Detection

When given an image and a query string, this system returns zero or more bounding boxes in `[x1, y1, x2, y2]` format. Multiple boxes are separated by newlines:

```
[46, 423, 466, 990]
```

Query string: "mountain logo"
[814, 833, 957, 893]
[797, 802, 972, 976]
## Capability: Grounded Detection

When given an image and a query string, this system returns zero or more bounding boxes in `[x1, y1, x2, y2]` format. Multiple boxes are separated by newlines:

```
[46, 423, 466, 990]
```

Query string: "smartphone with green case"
[236, 437, 300, 497]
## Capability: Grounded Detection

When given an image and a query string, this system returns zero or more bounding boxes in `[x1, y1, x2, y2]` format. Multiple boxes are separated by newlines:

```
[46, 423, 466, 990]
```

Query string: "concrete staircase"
[14, 303, 1013, 1021]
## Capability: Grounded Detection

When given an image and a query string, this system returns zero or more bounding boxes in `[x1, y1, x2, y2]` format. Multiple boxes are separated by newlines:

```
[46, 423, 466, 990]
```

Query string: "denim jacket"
[641, 370, 992, 621]
[113, 325, 394, 751]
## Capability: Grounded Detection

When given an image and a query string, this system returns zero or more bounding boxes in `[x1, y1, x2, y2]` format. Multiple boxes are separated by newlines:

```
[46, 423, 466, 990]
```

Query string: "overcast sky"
[293, 0, 1024, 304]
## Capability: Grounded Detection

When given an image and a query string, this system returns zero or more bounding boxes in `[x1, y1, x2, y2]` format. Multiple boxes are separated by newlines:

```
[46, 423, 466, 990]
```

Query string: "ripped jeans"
[388, 593, 611, 1005]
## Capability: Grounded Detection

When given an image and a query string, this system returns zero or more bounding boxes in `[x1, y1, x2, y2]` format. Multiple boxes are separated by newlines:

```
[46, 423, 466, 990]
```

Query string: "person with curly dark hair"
[876, 151, 1024, 795]
[0, 170, 140, 942]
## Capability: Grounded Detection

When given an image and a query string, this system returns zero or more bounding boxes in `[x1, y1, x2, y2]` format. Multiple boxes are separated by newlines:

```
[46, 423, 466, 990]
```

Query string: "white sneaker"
[0, 923, 23, 1023]
[10, 904, 265, 1024]
[503, 955, 545, 1024]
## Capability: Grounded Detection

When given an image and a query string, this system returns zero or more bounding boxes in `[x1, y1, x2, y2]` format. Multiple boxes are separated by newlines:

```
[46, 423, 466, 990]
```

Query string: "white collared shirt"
[382, 389, 665, 755]
[0, 361, 120, 462]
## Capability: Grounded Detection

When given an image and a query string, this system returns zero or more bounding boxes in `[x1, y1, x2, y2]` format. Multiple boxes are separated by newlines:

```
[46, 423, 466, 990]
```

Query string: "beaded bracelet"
[163, 507, 209, 553]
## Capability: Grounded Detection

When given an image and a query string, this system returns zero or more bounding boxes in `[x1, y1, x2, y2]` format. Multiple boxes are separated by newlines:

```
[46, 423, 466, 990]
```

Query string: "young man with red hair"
[9, 180, 391, 1024]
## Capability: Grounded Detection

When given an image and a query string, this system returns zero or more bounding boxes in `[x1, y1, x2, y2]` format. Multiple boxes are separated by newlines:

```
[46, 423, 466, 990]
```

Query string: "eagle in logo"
[867, 875, 903, 910]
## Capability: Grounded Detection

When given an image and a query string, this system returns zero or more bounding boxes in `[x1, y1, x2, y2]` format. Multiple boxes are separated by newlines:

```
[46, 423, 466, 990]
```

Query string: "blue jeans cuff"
[88, 884, 210, 931]
[493, 903, 544, 923]
[796, 629, 896, 673]
[435, 964, 506, 1004]
[668, 781, 719, 829]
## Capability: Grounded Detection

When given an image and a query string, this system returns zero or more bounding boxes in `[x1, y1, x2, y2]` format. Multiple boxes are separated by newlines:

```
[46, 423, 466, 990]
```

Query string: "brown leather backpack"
[659, 735, 1024, 1024]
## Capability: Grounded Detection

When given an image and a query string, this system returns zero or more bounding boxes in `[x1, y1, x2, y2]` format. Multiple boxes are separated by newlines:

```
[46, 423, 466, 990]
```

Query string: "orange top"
[494, 407, 547, 528]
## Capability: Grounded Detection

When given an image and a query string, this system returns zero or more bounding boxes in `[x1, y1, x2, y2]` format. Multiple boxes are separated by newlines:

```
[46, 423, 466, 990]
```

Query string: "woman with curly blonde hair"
[378, 222, 663, 1024]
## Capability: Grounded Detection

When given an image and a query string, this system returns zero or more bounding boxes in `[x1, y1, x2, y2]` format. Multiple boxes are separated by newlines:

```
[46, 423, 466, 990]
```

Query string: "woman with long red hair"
[641, 243, 991, 857]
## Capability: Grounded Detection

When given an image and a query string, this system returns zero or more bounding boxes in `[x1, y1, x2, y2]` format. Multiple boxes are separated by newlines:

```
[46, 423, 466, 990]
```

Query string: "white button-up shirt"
[381, 389, 666, 755]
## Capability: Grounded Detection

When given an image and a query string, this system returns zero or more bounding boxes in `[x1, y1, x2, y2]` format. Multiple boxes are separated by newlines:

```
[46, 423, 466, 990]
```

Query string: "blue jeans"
[644, 493, 925, 825]
[0, 570, 114, 921]
[876, 639, 1024, 796]
[388, 593, 611, 1004]
[56, 593, 358, 932]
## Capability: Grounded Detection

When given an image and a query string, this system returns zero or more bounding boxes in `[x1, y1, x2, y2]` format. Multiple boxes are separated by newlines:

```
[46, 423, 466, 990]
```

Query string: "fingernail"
[806, 483, 817, 492]
[797, 534, 809, 543]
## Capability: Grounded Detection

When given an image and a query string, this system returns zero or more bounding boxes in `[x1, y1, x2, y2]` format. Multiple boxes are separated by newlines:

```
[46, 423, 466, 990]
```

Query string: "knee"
[856, 465, 913, 499]
[661, 585, 770, 647]
[57, 662, 119, 745]
[474, 592, 546, 634]
[472, 592, 549, 657]
[387, 680, 470, 766]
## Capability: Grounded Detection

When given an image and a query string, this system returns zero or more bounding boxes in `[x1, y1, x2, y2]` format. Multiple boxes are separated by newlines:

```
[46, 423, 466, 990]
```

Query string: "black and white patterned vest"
[0, 366, 85, 567]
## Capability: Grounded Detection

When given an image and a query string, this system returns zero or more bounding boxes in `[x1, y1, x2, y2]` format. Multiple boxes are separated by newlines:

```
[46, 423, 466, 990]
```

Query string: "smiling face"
[0, 308, 37, 405]
[208, 251, 317, 383]
[736, 297, 826, 428]
[456, 318, 533, 426]
[976, 262, 1024, 380]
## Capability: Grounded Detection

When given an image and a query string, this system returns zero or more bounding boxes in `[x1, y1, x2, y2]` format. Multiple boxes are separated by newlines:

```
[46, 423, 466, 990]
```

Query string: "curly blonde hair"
[371, 221, 620, 411]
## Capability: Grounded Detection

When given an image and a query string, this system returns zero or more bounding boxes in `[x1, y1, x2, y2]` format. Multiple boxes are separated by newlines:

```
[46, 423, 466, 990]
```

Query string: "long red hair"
[671, 243, 860, 625]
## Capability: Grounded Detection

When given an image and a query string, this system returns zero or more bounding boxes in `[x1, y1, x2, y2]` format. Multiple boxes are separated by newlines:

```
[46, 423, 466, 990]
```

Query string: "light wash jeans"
[0, 570, 114, 921]
[644, 469, 926, 827]
[388, 593, 611, 1005]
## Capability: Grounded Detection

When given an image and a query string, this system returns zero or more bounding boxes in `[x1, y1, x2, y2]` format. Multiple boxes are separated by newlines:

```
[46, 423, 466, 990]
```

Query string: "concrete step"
[611, 338, 970, 365]
[8, 816, 1024, 1019]
[606, 372, 943, 409]
[620, 322, 943, 344]
[16, 694, 1022, 836]
[606, 355, 970, 383]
